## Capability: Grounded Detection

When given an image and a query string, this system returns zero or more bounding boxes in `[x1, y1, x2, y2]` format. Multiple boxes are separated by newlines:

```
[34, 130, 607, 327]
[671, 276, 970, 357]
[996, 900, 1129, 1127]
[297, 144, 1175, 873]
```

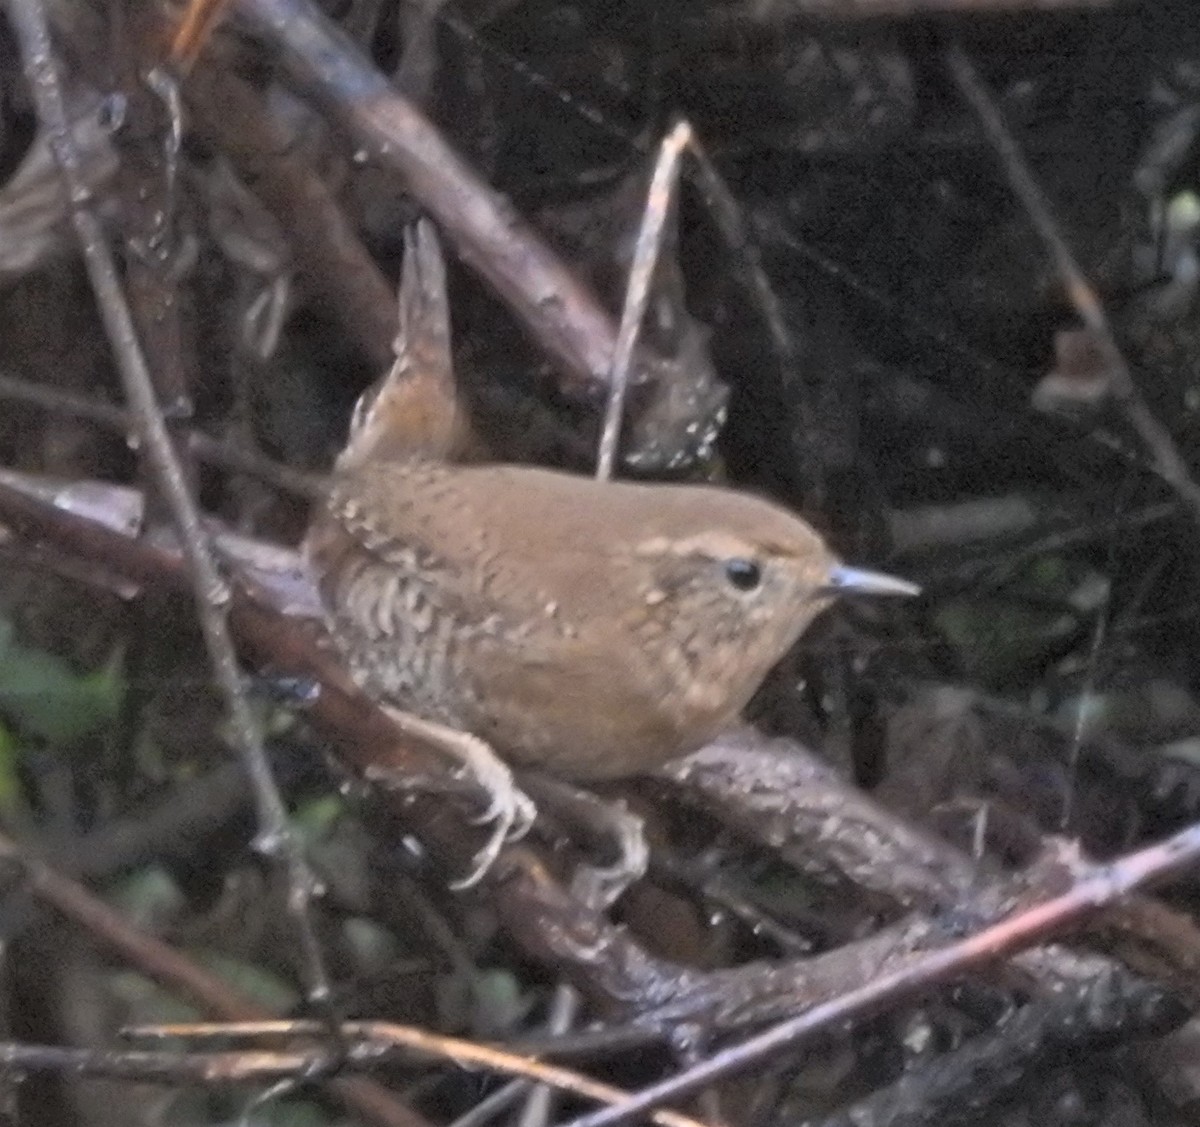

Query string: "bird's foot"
[449, 729, 536, 887]
[522, 775, 649, 910]
[571, 800, 648, 910]
[376, 707, 536, 889]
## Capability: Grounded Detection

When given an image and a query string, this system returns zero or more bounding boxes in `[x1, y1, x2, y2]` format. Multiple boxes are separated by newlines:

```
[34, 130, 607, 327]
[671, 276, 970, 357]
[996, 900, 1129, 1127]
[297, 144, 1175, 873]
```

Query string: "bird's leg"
[366, 706, 536, 888]
[522, 774, 648, 910]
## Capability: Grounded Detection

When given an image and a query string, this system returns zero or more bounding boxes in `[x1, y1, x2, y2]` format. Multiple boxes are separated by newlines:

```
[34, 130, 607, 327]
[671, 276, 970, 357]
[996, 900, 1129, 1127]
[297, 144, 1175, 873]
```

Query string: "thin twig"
[232, 0, 618, 395]
[945, 42, 1200, 528]
[182, 58, 398, 370]
[517, 985, 581, 1127]
[1061, 530, 1119, 833]
[170, 0, 236, 69]
[597, 120, 692, 481]
[556, 814, 1200, 1127]
[0, 1041, 366, 1083]
[450, 1078, 533, 1127]
[113, 25, 197, 507]
[6, 0, 329, 1007]
[0, 370, 320, 497]
[131, 1020, 714, 1127]
[0, 370, 127, 430]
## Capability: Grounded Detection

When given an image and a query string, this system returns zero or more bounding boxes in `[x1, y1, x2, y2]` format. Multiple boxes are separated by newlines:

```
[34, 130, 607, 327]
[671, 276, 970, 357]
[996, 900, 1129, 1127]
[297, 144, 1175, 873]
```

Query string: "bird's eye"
[724, 558, 762, 591]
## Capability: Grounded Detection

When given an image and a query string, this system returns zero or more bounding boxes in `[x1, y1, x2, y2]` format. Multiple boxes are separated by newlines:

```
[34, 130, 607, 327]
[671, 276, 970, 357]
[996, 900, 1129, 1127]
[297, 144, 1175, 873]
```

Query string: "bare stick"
[231, 0, 619, 396]
[0, 1042, 358, 1084]
[559, 812, 1200, 1127]
[597, 120, 692, 481]
[133, 1020, 714, 1127]
[170, 0, 236, 69]
[597, 120, 818, 489]
[945, 43, 1200, 527]
[6, 0, 330, 1008]
[183, 60, 398, 371]
[516, 984, 581, 1127]
[0, 370, 320, 497]
[450, 1079, 533, 1127]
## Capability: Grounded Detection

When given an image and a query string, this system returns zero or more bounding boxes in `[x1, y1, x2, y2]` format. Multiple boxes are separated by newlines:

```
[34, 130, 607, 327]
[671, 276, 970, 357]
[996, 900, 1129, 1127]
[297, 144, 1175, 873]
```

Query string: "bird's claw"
[571, 802, 648, 910]
[376, 707, 536, 890]
[449, 731, 536, 890]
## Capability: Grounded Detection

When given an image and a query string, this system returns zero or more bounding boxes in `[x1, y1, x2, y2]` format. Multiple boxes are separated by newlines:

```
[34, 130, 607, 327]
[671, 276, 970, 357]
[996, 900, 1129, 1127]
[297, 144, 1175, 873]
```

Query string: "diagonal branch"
[946, 42, 1200, 528]
[4, 0, 330, 1009]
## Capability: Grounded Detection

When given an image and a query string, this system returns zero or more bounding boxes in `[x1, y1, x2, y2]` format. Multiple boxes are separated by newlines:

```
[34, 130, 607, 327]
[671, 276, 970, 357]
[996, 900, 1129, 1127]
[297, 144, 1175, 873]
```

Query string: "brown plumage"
[304, 219, 915, 876]
[308, 455, 843, 777]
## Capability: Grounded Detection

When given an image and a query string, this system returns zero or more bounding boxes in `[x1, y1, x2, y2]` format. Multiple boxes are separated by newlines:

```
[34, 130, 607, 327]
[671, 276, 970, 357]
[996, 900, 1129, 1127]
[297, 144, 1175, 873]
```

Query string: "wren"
[304, 219, 917, 881]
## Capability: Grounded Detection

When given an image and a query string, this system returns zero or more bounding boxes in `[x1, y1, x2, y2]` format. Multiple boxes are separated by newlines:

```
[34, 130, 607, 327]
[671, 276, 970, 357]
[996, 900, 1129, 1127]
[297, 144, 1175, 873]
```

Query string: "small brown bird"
[305, 220, 917, 882]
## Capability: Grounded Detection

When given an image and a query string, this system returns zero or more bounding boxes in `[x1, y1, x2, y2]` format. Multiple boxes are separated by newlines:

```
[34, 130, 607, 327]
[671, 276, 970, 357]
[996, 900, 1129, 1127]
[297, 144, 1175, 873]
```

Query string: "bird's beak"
[823, 563, 921, 598]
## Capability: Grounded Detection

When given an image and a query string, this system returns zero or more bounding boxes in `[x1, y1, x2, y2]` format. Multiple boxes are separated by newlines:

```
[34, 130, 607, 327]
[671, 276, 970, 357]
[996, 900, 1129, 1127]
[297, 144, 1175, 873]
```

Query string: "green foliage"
[437, 965, 533, 1038]
[109, 866, 188, 931]
[0, 721, 21, 818]
[106, 969, 201, 1028]
[0, 618, 124, 745]
[293, 794, 344, 842]
[197, 951, 301, 1013]
[245, 1098, 341, 1127]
